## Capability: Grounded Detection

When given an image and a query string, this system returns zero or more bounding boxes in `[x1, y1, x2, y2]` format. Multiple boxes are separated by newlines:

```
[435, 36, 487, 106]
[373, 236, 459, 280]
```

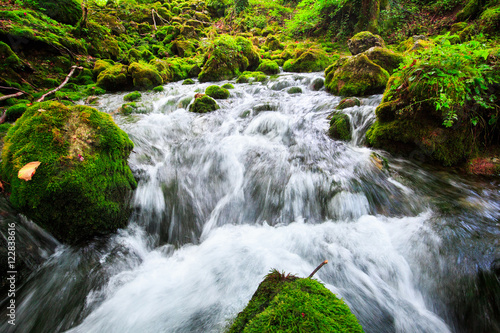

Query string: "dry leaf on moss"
[18, 161, 41, 181]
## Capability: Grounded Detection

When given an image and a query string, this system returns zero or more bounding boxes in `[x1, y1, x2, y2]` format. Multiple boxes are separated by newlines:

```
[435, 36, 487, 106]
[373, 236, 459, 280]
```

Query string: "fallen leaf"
[18, 161, 41, 181]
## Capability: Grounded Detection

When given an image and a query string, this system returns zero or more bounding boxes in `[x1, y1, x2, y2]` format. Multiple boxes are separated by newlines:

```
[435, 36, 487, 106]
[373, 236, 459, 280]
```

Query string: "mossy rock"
[325, 54, 390, 96]
[198, 36, 250, 82]
[363, 47, 404, 74]
[328, 113, 352, 141]
[265, 36, 284, 51]
[153, 86, 164, 92]
[222, 83, 234, 89]
[310, 78, 325, 91]
[457, 0, 486, 21]
[283, 49, 330, 73]
[5, 103, 27, 122]
[0, 42, 22, 70]
[347, 31, 385, 55]
[236, 36, 261, 71]
[256, 59, 280, 75]
[189, 95, 220, 113]
[336, 98, 361, 110]
[182, 78, 195, 85]
[92, 59, 115, 78]
[33, 0, 82, 26]
[96, 63, 129, 91]
[398, 36, 432, 53]
[128, 62, 163, 90]
[124, 91, 142, 102]
[478, 4, 500, 35]
[227, 270, 363, 332]
[0, 102, 137, 244]
[205, 85, 230, 99]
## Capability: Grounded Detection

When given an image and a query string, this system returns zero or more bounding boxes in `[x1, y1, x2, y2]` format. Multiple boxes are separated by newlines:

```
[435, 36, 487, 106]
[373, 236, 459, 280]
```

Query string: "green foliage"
[124, 91, 142, 101]
[0, 102, 137, 244]
[388, 34, 499, 129]
[205, 85, 230, 99]
[228, 269, 363, 333]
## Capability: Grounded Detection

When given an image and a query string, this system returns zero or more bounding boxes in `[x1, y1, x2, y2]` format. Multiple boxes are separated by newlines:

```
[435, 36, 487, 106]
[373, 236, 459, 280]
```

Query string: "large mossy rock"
[0, 102, 137, 244]
[128, 62, 163, 90]
[33, 0, 82, 26]
[283, 48, 330, 73]
[96, 63, 129, 91]
[227, 270, 363, 333]
[325, 54, 389, 96]
[198, 36, 254, 82]
[347, 31, 385, 55]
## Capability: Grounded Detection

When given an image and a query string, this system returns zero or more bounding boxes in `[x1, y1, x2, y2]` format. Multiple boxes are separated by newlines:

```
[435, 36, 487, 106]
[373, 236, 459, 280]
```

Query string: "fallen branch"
[152, 9, 157, 31]
[308, 260, 328, 278]
[0, 86, 31, 97]
[36, 66, 83, 103]
[0, 91, 24, 102]
[0, 109, 6, 124]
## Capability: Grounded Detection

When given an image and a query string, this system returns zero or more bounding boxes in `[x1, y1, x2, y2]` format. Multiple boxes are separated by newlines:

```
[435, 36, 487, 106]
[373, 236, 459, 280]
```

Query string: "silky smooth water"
[1, 73, 499, 333]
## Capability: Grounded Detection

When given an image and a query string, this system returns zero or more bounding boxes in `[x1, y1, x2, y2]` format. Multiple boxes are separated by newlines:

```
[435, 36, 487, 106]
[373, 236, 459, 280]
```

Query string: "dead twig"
[36, 66, 83, 103]
[308, 260, 328, 278]
[0, 91, 24, 102]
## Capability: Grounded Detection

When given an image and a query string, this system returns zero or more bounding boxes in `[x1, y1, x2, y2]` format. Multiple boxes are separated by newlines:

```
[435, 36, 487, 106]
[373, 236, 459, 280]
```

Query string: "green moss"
[0, 102, 136, 244]
[222, 83, 235, 89]
[5, 104, 28, 122]
[328, 113, 352, 141]
[227, 270, 363, 333]
[189, 95, 220, 113]
[97, 64, 129, 91]
[325, 54, 390, 96]
[457, 0, 485, 21]
[287, 87, 303, 94]
[183, 78, 195, 85]
[0, 123, 12, 136]
[283, 49, 330, 73]
[128, 62, 163, 90]
[205, 85, 230, 99]
[0, 42, 22, 70]
[256, 59, 280, 75]
[264, 36, 284, 51]
[124, 91, 142, 102]
[153, 86, 165, 92]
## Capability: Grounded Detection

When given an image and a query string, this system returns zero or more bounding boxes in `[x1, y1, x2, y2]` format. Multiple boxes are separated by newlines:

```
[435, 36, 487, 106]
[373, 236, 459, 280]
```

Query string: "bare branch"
[0, 91, 24, 102]
[36, 66, 83, 103]
[308, 260, 328, 278]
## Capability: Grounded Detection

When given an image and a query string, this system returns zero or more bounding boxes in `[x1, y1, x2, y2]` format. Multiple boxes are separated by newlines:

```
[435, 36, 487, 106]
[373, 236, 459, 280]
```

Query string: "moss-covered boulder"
[256, 59, 280, 75]
[227, 270, 363, 332]
[336, 97, 361, 110]
[283, 49, 330, 73]
[456, 0, 486, 21]
[0, 42, 22, 70]
[93, 59, 115, 78]
[328, 112, 352, 141]
[128, 62, 163, 90]
[363, 47, 404, 74]
[205, 85, 230, 99]
[33, 0, 82, 26]
[398, 36, 432, 53]
[189, 95, 220, 113]
[0, 102, 137, 244]
[265, 36, 284, 51]
[478, 4, 500, 35]
[347, 31, 385, 55]
[96, 63, 129, 91]
[199, 36, 251, 82]
[325, 54, 389, 96]
[124, 91, 141, 102]
[237, 36, 261, 71]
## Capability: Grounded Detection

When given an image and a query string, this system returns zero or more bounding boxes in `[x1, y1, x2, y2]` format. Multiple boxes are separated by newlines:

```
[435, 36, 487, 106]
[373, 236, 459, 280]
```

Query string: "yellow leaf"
[18, 161, 41, 181]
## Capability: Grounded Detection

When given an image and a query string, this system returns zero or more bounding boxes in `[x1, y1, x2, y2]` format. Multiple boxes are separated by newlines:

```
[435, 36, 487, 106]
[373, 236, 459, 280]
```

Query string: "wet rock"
[347, 31, 385, 55]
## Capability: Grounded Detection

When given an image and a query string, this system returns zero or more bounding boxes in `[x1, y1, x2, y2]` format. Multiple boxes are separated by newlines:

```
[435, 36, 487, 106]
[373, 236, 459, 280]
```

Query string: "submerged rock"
[336, 97, 361, 110]
[328, 112, 352, 141]
[0, 102, 137, 244]
[227, 270, 363, 332]
[189, 94, 220, 113]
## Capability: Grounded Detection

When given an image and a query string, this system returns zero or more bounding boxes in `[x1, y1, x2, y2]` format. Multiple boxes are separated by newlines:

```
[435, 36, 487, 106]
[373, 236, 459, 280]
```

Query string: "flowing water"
[1, 72, 499, 333]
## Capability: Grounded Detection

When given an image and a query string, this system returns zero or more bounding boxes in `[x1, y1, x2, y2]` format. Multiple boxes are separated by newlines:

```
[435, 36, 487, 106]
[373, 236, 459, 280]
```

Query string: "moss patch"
[205, 85, 230, 99]
[189, 95, 220, 113]
[328, 112, 352, 141]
